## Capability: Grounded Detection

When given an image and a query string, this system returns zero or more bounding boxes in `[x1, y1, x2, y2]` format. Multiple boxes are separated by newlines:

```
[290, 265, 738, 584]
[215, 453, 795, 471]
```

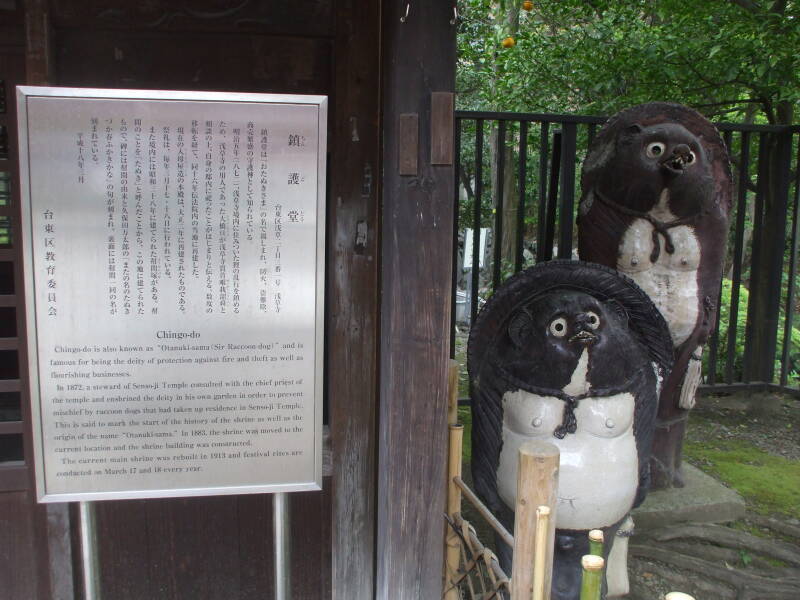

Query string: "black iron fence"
[451, 110, 800, 396]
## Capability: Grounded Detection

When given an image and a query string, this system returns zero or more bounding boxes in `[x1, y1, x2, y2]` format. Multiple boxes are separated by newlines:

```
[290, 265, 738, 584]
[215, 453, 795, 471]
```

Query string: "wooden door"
[1, 1, 383, 598]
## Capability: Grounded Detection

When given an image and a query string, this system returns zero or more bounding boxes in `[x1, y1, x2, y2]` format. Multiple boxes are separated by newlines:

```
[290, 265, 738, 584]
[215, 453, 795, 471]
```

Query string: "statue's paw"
[672, 466, 686, 488]
[678, 345, 704, 410]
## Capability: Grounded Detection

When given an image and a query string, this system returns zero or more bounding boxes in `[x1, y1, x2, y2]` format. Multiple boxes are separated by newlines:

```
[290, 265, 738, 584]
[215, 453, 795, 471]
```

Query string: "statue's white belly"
[498, 389, 638, 530]
[616, 197, 701, 347]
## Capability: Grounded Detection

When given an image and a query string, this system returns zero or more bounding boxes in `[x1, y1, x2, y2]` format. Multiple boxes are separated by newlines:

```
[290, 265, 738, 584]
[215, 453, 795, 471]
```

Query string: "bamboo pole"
[588, 530, 604, 557]
[531, 506, 551, 600]
[447, 359, 460, 426]
[664, 593, 695, 600]
[444, 424, 464, 600]
[579, 555, 604, 600]
[454, 477, 515, 548]
[510, 441, 559, 600]
[443, 360, 462, 599]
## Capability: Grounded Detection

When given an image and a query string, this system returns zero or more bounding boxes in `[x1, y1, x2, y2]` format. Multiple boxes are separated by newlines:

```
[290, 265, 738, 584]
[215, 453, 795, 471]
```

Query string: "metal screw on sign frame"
[79, 501, 102, 600]
[274, 492, 292, 600]
[400, 3, 410, 22]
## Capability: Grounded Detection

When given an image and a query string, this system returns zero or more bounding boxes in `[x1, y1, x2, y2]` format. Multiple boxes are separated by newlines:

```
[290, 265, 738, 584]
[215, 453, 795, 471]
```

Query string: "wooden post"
[377, 3, 456, 598]
[511, 441, 559, 600]
[443, 424, 463, 600]
[330, 2, 382, 598]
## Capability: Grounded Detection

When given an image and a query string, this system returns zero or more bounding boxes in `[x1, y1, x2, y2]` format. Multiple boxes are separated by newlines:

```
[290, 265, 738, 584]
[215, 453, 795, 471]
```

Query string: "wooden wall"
[0, 1, 456, 597]
[0, 3, 57, 599]
[0, 0, 383, 598]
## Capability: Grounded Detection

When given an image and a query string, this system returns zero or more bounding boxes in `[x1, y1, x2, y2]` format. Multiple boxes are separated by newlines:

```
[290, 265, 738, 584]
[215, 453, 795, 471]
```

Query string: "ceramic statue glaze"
[468, 260, 673, 599]
[577, 102, 732, 489]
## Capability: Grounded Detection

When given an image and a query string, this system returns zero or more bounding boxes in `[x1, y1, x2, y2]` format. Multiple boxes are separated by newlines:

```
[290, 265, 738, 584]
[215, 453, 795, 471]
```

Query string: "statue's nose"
[672, 143, 691, 159]
[574, 313, 592, 330]
[661, 143, 692, 174]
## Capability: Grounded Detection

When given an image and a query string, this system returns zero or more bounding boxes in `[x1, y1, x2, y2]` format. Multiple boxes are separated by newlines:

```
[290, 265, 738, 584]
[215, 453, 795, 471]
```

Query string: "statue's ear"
[605, 299, 629, 328]
[508, 308, 533, 348]
[626, 123, 643, 135]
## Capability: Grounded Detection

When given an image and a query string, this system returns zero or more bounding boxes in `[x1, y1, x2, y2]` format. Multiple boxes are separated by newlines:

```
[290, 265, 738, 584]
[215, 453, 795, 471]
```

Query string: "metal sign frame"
[17, 86, 326, 502]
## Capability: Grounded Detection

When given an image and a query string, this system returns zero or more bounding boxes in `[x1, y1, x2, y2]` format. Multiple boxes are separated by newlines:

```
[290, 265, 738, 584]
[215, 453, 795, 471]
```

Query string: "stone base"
[633, 464, 745, 530]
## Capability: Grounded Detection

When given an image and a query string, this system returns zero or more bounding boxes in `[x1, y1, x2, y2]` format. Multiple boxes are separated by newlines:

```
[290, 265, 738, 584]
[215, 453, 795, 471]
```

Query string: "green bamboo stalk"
[579, 555, 604, 600]
[588, 529, 604, 557]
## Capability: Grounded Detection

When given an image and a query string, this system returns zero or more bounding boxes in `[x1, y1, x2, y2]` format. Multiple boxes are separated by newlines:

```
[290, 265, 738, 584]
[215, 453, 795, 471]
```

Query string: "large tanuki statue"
[469, 260, 673, 599]
[578, 102, 732, 488]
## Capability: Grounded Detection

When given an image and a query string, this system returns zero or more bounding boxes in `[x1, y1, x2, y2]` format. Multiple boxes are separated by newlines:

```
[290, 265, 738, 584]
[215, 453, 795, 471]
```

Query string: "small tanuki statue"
[468, 260, 673, 599]
[577, 102, 732, 488]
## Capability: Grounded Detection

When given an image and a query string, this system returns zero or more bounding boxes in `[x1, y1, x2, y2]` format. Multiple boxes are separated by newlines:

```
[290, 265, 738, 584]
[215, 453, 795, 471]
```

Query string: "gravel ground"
[686, 392, 800, 460]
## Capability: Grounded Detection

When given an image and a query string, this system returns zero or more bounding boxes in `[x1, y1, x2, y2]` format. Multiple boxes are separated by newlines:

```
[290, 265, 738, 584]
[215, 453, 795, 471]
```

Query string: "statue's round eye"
[685, 151, 696, 164]
[646, 142, 666, 158]
[587, 312, 600, 330]
[549, 317, 567, 337]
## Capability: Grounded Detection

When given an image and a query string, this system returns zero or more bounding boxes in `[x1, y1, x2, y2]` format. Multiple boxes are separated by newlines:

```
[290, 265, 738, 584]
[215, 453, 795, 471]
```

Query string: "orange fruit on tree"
[502, 36, 516, 48]
[523, 1, 533, 10]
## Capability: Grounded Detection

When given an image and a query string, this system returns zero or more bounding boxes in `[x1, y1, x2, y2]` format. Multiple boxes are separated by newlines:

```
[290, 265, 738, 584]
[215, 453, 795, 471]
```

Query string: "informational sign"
[17, 87, 326, 502]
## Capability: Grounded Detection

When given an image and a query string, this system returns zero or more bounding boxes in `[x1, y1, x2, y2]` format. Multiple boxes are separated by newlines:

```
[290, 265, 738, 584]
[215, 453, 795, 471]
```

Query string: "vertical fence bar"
[746, 130, 793, 383]
[763, 131, 793, 383]
[493, 120, 506, 288]
[515, 120, 528, 273]
[471, 120, 483, 328]
[706, 130, 734, 384]
[707, 275, 723, 386]
[450, 118, 462, 358]
[726, 131, 750, 384]
[536, 122, 550, 263]
[544, 130, 562, 261]
[587, 123, 597, 148]
[557, 122, 577, 259]
[780, 132, 800, 385]
[743, 132, 768, 382]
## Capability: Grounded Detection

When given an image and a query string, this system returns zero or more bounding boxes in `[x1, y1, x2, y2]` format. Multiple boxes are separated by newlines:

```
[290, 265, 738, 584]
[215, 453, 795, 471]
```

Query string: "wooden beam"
[24, 0, 54, 85]
[330, 1, 381, 598]
[377, 3, 456, 598]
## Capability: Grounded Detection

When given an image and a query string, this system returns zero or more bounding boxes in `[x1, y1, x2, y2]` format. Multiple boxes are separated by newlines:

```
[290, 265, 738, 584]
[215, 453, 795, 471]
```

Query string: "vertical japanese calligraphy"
[18, 88, 326, 502]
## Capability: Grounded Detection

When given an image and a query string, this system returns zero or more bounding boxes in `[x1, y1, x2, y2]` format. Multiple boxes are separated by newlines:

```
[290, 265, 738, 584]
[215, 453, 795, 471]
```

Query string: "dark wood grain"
[0, 491, 45, 600]
[431, 92, 454, 166]
[55, 29, 331, 96]
[50, 0, 333, 37]
[398, 113, 419, 175]
[329, 1, 381, 598]
[0, 25, 57, 600]
[377, 3, 456, 598]
[96, 500, 151, 600]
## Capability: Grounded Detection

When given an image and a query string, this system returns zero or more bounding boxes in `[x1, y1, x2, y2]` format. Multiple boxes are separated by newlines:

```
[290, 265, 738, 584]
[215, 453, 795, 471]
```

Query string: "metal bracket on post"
[79, 501, 101, 600]
[274, 492, 292, 600]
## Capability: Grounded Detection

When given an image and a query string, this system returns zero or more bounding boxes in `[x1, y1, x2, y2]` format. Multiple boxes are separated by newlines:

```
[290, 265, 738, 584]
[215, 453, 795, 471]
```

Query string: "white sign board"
[463, 228, 488, 269]
[17, 87, 326, 502]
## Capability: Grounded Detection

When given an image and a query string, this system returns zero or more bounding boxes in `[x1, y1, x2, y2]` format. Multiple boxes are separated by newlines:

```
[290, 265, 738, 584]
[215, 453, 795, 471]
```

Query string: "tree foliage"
[458, 0, 800, 124]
